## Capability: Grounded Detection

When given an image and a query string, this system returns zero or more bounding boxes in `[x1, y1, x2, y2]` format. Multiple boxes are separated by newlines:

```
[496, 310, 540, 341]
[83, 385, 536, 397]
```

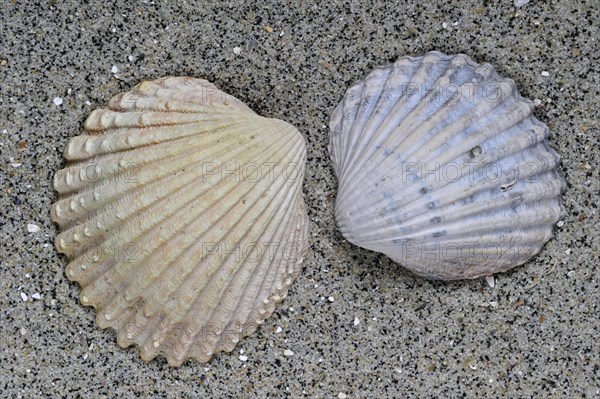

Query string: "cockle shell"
[329, 52, 565, 280]
[51, 77, 309, 366]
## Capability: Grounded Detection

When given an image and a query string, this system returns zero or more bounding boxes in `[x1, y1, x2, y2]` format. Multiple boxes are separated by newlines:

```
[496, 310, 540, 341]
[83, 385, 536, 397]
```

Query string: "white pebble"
[338, 393, 347, 399]
[556, 220, 564, 227]
[567, 270, 576, 278]
[328, 296, 335, 302]
[533, 98, 542, 106]
[53, 97, 63, 106]
[485, 275, 495, 288]
[233, 47, 242, 55]
[111, 65, 118, 73]
[27, 223, 40, 233]
[514, 0, 530, 6]
[20, 327, 27, 335]
[283, 349, 294, 356]
[275, 326, 283, 333]
[279, 31, 285, 37]
[442, 22, 448, 29]
[489, 301, 498, 309]
[353, 317, 360, 326]
[20, 292, 28, 301]
[239, 355, 248, 362]
[565, 248, 571, 255]
[32, 293, 42, 300]
[85, 100, 92, 106]
[541, 71, 550, 77]
[10, 162, 21, 168]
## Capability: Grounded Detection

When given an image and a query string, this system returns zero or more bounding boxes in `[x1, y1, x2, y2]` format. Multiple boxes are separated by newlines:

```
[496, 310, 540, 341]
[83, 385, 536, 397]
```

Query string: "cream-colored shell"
[52, 77, 309, 366]
[329, 52, 565, 280]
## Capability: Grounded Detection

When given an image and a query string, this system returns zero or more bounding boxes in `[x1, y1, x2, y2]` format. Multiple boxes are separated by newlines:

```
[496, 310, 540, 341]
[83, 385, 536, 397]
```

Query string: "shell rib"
[329, 52, 565, 280]
[52, 77, 309, 366]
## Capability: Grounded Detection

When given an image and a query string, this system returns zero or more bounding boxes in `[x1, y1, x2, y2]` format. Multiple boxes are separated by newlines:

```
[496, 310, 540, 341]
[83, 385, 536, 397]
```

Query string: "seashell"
[51, 77, 309, 365]
[329, 52, 565, 280]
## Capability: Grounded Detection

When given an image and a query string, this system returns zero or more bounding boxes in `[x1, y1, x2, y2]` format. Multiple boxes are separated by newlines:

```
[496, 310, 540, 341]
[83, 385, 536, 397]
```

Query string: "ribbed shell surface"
[52, 77, 309, 365]
[329, 52, 565, 280]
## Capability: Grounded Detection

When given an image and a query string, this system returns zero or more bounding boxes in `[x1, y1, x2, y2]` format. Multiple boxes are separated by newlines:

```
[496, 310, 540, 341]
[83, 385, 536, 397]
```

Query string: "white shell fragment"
[52, 77, 309, 366]
[329, 51, 565, 280]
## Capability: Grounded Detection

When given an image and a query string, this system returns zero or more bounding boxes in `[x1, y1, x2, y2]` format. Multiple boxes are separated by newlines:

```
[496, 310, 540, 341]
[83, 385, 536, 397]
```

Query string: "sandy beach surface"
[1, 1, 598, 397]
